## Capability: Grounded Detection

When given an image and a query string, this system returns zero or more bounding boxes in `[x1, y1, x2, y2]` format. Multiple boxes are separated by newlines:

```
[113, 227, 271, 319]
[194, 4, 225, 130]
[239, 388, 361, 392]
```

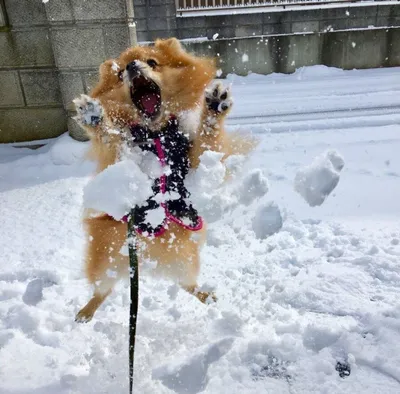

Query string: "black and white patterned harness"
[122, 116, 202, 237]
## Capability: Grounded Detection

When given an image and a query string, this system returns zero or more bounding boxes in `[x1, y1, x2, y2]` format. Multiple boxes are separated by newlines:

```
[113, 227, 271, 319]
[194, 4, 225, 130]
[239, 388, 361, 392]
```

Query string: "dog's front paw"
[205, 81, 233, 116]
[73, 94, 103, 127]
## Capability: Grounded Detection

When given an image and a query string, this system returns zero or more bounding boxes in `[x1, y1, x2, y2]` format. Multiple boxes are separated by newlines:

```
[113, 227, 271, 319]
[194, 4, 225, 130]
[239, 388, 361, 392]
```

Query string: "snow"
[83, 159, 152, 220]
[83, 147, 163, 220]
[294, 150, 344, 207]
[252, 201, 283, 239]
[1, 65, 400, 393]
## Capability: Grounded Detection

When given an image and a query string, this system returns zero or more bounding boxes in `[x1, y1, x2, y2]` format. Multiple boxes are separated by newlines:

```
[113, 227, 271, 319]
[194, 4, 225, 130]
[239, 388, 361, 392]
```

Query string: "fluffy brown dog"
[73, 38, 253, 322]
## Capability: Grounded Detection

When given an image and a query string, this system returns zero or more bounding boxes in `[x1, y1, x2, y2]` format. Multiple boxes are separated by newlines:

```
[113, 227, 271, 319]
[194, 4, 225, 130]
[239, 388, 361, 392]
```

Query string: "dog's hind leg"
[141, 224, 216, 304]
[75, 216, 128, 323]
[178, 247, 217, 304]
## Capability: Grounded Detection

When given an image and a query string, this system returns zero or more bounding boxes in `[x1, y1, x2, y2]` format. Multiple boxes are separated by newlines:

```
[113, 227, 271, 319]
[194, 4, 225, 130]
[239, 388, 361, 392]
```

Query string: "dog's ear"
[155, 37, 184, 54]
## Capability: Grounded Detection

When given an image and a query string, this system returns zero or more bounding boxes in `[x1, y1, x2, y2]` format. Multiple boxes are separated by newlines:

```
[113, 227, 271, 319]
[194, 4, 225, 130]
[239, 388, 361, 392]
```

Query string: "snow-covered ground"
[1, 66, 400, 393]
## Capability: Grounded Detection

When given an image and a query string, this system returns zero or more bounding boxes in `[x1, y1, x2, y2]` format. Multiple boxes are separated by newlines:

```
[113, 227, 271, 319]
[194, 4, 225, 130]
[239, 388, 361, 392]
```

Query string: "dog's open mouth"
[130, 76, 161, 119]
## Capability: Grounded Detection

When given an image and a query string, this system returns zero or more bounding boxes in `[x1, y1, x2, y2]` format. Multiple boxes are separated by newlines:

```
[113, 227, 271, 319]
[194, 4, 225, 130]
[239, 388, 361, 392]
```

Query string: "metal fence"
[176, 0, 379, 12]
[0, 1, 6, 27]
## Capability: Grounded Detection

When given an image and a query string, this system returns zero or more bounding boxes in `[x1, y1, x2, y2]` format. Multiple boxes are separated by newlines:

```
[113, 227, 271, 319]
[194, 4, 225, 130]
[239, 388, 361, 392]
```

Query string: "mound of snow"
[293, 65, 345, 79]
[252, 201, 283, 239]
[48, 133, 89, 165]
[294, 150, 344, 207]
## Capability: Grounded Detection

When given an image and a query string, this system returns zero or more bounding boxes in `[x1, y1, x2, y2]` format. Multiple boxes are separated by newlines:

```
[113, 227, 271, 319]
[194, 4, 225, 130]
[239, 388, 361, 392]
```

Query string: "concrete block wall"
[134, 0, 177, 42]
[0, 0, 65, 143]
[0, 0, 136, 143]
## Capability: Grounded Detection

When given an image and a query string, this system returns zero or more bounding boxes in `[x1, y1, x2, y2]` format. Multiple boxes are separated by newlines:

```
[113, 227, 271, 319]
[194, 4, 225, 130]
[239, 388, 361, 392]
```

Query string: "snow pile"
[294, 150, 344, 207]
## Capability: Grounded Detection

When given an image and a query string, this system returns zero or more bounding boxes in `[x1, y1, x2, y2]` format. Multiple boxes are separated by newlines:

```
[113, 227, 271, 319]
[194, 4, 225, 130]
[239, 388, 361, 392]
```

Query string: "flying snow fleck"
[212, 33, 219, 40]
[111, 61, 120, 72]
[351, 42, 356, 48]
[242, 53, 249, 63]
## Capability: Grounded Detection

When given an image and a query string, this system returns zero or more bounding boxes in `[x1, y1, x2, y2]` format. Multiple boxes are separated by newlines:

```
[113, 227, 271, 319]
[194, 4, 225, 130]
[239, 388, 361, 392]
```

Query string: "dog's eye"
[118, 70, 124, 80]
[147, 59, 158, 69]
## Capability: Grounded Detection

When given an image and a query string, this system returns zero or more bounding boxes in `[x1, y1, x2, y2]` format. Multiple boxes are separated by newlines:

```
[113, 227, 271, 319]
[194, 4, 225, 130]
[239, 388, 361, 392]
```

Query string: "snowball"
[224, 154, 245, 176]
[83, 159, 153, 220]
[22, 279, 43, 306]
[252, 201, 283, 239]
[212, 33, 219, 40]
[111, 61, 120, 72]
[238, 169, 269, 206]
[242, 53, 249, 63]
[294, 150, 344, 207]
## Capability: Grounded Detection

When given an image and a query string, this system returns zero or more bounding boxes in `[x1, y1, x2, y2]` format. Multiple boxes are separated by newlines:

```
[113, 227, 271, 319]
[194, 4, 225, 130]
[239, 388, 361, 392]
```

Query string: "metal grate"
[0, 0, 7, 27]
[176, 0, 392, 12]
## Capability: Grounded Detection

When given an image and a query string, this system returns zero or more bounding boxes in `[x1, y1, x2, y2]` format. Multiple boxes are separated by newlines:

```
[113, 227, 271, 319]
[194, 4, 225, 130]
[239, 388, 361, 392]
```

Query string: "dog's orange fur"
[74, 38, 254, 322]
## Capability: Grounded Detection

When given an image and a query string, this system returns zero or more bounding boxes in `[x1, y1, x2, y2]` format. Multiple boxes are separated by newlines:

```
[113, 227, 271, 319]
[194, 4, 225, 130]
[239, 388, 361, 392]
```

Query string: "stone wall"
[0, 0, 136, 143]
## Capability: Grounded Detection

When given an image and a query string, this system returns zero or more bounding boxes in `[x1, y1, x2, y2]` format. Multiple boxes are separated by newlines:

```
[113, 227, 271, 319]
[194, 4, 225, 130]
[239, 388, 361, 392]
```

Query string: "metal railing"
[0, 0, 7, 27]
[176, 0, 379, 12]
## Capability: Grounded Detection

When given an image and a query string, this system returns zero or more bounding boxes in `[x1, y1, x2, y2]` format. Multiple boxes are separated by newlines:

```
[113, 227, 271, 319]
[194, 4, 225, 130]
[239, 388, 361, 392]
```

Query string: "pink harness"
[122, 136, 203, 237]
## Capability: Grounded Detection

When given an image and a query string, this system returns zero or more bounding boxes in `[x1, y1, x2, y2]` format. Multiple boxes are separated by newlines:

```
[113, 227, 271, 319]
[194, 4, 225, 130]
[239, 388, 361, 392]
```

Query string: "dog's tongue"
[141, 93, 159, 115]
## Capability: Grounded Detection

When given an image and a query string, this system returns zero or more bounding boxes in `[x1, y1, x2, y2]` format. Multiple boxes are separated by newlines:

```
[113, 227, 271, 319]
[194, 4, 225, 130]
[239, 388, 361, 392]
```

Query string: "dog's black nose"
[126, 61, 140, 76]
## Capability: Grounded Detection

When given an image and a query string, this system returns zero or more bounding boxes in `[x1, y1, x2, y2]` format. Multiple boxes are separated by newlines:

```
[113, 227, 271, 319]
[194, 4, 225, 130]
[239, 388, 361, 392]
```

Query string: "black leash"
[128, 209, 139, 394]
